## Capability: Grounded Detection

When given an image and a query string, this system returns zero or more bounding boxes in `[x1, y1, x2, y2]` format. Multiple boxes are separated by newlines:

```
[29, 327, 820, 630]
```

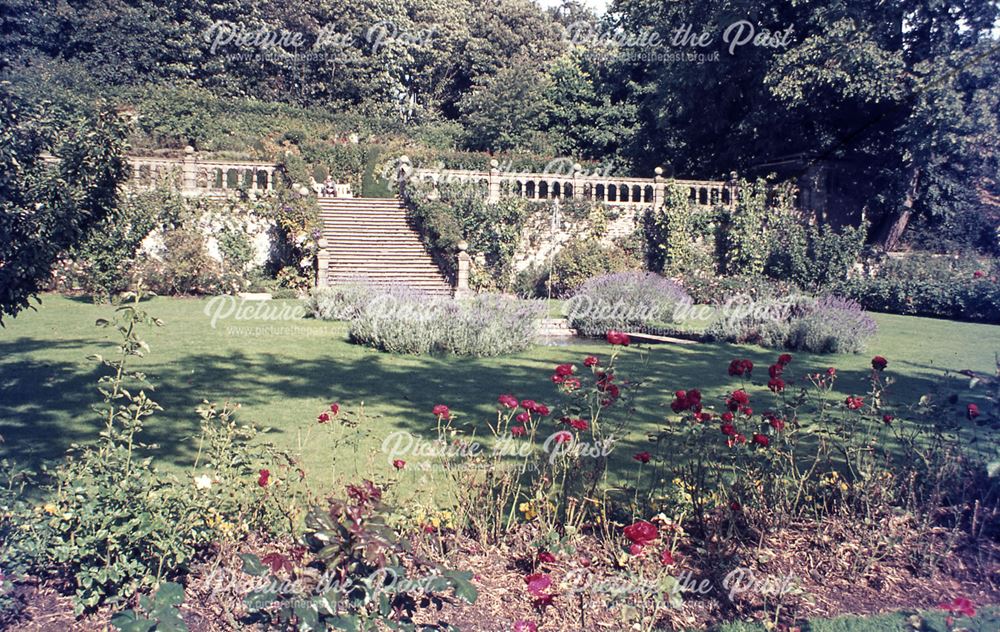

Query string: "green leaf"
[153, 582, 185, 609]
[239, 553, 269, 577]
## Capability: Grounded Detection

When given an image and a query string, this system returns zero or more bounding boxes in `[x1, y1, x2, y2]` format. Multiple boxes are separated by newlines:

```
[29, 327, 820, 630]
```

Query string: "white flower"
[195, 474, 214, 490]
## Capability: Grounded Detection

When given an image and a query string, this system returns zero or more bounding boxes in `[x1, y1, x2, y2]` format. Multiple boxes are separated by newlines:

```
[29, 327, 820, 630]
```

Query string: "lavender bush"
[349, 288, 544, 356]
[706, 294, 877, 353]
[787, 295, 879, 353]
[565, 271, 692, 337]
[306, 283, 375, 321]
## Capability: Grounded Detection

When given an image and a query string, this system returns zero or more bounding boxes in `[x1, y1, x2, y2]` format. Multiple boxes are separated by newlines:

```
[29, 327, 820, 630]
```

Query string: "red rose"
[967, 403, 980, 420]
[740, 406, 753, 416]
[660, 550, 675, 566]
[727, 389, 750, 410]
[633, 451, 651, 464]
[524, 573, 554, 606]
[768, 364, 783, 379]
[606, 330, 631, 346]
[554, 363, 575, 377]
[553, 431, 573, 444]
[535, 404, 550, 416]
[317, 412, 330, 423]
[628, 543, 644, 555]
[720, 423, 736, 436]
[584, 356, 599, 367]
[871, 356, 888, 371]
[498, 394, 518, 409]
[330, 403, 340, 415]
[826, 367, 837, 376]
[882, 414, 894, 424]
[721, 411, 734, 423]
[569, 418, 589, 431]
[939, 596, 976, 618]
[768, 377, 785, 393]
[392, 459, 406, 470]
[257, 469, 270, 487]
[623, 520, 658, 545]
[769, 417, 785, 431]
[537, 550, 556, 564]
[752, 433, 769, 447]
[728, 359, 753, 376]
[432, 404, 450, 419]
[516, 412, 530, 423]
[777, 353, 792, 366]
[845, 396, 864, 410]
[973, 270, 985, 278]
[511, 425, 526, 437]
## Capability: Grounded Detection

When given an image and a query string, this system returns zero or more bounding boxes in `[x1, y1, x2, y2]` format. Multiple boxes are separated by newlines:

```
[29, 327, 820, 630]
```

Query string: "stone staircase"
[317, 196, 453, 295]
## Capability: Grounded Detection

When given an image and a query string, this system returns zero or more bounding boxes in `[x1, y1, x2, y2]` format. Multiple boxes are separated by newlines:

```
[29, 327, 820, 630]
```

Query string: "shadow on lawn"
[0, 334, 972, 482]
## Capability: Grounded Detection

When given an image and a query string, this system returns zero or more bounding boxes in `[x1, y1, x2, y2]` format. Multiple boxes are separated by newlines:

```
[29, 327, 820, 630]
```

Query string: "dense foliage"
[0, 86, 129, 321]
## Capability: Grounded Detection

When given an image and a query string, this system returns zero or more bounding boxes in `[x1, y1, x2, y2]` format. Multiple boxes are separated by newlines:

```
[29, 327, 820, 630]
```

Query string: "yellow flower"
[519, 502, 538, 521]
[43, 503, 58, 515]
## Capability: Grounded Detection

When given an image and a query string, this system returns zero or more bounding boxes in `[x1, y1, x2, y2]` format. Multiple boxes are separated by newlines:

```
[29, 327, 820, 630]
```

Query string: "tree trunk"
[878, 167, 921, 252]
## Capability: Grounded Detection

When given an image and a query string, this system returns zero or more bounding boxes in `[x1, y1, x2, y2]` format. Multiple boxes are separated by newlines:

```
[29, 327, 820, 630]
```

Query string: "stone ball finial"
[297, 185, 310, 197]
[457, 240, 469, 252]
[184, 145, 195, 154]
[573, 163, 582, 173]
[489, 159, 499, 169]
[654, 166, 663, 176]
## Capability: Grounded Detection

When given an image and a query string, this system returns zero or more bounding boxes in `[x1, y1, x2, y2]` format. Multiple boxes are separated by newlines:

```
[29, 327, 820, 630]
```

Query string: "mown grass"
[714, 604, 998, 631]
[0, 294, 997, 491]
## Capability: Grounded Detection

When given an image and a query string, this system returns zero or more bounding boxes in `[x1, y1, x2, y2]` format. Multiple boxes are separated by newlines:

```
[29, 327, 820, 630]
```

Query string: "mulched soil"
[6, 513, 999, 631]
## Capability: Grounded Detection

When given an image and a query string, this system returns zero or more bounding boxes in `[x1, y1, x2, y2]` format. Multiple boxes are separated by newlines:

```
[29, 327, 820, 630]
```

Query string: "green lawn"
[714, 605, 999, 631]
[1, 294, 997, 489]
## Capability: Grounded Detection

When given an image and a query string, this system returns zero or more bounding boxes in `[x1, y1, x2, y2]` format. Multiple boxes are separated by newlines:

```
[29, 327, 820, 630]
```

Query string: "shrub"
[69, 187, 181, 299]
[2, 292, 293, 613]
[306, 283, 374, 321]
[348, 289, 544, 356]
[786, 295, 880, 354]
[543, 238, 637, 298]
[679, 271, 800, 306]
[138, 227, 227, 295]
[565, 271, 692, 337]
[835, 253, 1000, 323]
[706, 294, 878, 353]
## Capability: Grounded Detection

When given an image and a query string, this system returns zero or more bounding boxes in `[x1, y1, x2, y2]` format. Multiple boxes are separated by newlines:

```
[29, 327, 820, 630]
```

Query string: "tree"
[0, 85, 130, 321]
[458, 62, 553, 151]
[611, 0, 1000, 249]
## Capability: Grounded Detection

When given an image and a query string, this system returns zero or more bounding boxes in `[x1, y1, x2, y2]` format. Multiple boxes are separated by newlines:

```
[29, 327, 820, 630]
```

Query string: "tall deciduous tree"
[0, 86, 130, 321]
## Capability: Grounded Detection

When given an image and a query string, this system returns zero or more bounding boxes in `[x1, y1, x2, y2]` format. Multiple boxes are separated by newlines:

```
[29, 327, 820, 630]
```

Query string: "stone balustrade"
[41, 147, 283, 196]
[129, 148, 281, 196]
[401, 158, 737, 209]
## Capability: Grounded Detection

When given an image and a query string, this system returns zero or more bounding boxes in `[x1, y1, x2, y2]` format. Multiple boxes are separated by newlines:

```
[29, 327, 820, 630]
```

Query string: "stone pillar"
[182, 146, 197, 193]
[727, 171, 739, 207]
[652, 166, 664, 208]
[572, 163, 582, 199]
[316, 236, 329, 287]
[455, 240, 471, 297]
[487, 159, 500, 203]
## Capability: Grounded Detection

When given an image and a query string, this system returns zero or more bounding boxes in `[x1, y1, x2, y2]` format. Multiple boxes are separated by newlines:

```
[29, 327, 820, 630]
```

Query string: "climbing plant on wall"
[721, 178, 770, 277]
[647, 183, 697, 274]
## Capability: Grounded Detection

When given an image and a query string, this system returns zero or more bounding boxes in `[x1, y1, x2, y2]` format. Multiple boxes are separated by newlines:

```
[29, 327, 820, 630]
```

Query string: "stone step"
[319, 195, 451, 294]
